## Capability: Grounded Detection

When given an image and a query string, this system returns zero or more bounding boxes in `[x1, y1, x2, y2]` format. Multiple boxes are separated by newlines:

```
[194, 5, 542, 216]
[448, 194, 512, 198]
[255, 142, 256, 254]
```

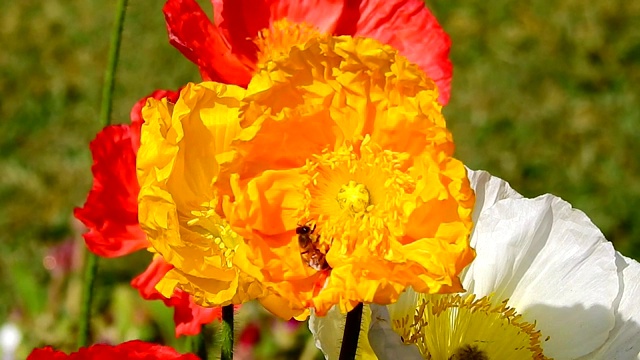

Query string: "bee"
[296, 223, 330, 271]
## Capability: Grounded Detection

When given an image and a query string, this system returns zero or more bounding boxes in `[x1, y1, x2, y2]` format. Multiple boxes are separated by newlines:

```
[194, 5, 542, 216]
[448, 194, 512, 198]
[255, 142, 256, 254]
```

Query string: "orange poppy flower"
[163, 0, 453, 104]
[138, 33, 474, 316]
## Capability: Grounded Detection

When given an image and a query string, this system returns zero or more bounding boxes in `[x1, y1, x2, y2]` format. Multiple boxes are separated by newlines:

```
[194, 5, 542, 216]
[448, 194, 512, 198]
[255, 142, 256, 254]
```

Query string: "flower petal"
[27, 340, 199, 359]
[131, 256, 226, 337]
[308, 306, 377, 360]
[466, 168, 522, 225]
[163, 0, 253, 85]
[368, 304, 422, 360]
[579, 253, 640, 359]
[212, 0, 345, 61]
[74, 124, 148, 257]
[465, 192, 619, 358]
[337, 0, 452, 104]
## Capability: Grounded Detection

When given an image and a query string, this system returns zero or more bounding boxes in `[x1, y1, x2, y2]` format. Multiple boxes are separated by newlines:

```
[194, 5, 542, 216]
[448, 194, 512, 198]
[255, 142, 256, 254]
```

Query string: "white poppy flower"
[310, 170, 640, 360]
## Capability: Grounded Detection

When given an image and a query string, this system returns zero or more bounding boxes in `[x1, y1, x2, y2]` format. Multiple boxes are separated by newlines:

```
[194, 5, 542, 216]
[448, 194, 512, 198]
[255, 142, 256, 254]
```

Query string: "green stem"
[77, 0, 128, 348]
[100, 0, 128, 127]
[339, 303, 364, 360]
[77, 250, 97, 347]
[220, 305, 234, 360]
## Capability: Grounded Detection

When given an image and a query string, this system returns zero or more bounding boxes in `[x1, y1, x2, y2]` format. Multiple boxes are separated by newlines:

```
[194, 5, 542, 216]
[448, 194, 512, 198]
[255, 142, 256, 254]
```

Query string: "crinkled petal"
[210, 0, 452, 103]
[74, 124, 148, 257]
[235, 35, 444, 180]
[579, 254, 640, 360]
[337, 0, 452, 104]
[464, 184, 619, 358]
[163, 0, 253, 85]
[138, 82, 265, 307]
[75, 90, 179, 258]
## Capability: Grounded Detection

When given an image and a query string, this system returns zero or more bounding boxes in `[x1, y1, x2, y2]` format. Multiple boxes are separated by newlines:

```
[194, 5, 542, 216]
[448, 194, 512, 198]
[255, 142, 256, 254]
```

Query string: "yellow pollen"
[254, 18, 321, 65]
[390, 294, 551, 360]
[336, 180, 371, 214]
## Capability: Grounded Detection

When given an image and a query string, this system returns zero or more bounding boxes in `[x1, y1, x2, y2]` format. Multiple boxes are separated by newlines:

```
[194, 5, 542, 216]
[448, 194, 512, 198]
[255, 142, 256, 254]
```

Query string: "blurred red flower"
[74, 90, 223, 337]
[27, 340, 199, 360]
[163, 0, 453, 104]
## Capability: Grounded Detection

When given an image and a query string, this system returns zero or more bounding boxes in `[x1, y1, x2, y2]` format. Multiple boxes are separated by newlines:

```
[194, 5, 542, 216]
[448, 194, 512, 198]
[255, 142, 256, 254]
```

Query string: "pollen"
[391, 294, 551, 360]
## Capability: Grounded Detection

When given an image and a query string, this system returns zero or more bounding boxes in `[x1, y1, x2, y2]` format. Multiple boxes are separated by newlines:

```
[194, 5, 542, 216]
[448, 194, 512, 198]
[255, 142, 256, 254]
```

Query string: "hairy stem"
[220, 305, 234, 360]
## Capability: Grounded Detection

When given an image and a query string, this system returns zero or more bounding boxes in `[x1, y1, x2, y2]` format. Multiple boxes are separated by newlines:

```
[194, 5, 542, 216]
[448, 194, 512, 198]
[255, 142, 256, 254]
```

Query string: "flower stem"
[220, 305, 234, 360]
[77, 0, 128, 348]
[77, 250, 97, 347]
[100, 0, 128, 127]
[339, 303, 364, 360]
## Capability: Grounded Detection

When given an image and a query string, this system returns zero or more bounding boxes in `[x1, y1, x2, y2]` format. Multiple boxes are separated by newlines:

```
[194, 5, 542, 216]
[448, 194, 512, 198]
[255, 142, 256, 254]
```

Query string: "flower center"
[299, 137, 415, 254]
[336, 180, 371, 214]
[254, 18, 321, 65]
[389, 294, 550, 360]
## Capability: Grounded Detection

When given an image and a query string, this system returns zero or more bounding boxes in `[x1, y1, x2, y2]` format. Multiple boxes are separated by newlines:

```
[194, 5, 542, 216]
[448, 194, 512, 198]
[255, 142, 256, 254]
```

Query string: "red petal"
[171, 292, 224, 337]
[211, 0, 344, 60]
[131, 257, 226, 337]
[163, 0, 253, 86]
[335, 0, 452, 104]
[131, 256, 174, 303]
[27, 347, 67, 360]
[27, 341, 199, 359]
[74, 124, 147, 258]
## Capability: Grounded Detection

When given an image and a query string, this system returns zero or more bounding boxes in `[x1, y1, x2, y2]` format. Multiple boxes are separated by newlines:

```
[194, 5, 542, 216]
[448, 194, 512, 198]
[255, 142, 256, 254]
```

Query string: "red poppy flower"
[163, 0, 453, 104]
[131, 256, 224, 337]
[27, 340, 199, 360]
[74, 90, 224, 336]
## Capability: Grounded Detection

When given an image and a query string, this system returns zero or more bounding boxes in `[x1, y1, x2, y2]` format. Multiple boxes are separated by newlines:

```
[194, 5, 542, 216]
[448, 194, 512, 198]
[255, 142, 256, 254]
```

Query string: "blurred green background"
[0, 0, 638, 358]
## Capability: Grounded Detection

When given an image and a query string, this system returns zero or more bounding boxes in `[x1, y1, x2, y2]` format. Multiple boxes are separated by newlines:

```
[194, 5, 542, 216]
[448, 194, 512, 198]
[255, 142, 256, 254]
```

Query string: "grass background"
[0, 0, 638, 357]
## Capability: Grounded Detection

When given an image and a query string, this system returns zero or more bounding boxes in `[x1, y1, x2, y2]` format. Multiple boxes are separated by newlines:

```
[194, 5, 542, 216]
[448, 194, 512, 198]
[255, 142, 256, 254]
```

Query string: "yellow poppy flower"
[137, 82, 302, 319]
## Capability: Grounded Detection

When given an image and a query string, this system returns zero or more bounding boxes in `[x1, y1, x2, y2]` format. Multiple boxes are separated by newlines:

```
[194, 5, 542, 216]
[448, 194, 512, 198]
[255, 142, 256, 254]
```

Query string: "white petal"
[465, 192, 618, 359]
[368, 305, 422, 360]
[308, 306, 378, 360]
[308, 308, 343, 360]
[579, 254, 640, 360]
[467, 168, 522, 226]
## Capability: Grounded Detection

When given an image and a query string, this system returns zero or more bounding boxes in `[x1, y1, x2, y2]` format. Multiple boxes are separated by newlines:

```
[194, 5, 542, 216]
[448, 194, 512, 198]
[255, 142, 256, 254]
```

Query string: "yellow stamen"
[391, 294, 551, 360]
[299, 139, 415, 255]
